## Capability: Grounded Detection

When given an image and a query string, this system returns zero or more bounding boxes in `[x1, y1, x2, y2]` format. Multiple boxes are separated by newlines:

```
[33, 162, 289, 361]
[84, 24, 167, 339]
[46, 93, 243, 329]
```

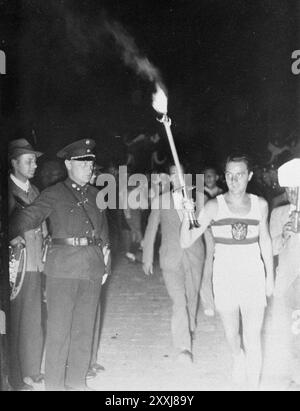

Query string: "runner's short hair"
[224, 154, 253, 173]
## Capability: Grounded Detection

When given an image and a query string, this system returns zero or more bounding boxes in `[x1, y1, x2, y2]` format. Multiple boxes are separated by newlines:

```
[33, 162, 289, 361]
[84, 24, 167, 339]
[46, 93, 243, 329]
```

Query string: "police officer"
[10, 139, 109, 391]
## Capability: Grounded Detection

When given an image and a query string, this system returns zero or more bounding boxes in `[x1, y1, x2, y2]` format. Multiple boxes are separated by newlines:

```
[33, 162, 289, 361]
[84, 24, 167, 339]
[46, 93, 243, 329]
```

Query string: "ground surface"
[88, 256, 300, 392]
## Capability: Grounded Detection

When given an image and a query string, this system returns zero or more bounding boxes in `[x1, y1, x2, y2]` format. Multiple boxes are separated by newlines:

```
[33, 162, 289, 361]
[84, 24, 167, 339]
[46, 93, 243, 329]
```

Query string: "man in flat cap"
[8, 138, 46, 390]
[10, 139, 109, 391]
[269, 158, 300, 388]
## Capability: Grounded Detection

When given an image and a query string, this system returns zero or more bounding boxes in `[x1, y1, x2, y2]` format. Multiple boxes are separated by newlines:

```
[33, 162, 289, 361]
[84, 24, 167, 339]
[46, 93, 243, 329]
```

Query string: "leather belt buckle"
[73, 237, 88, 246]
[80, 238, 88, 246]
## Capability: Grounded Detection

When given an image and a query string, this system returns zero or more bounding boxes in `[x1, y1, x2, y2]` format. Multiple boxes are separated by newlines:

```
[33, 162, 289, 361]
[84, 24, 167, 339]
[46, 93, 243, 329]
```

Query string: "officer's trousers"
[45, 276, 101, 390]
[9, 271, 44, 389]
[91, 299, 101, 366]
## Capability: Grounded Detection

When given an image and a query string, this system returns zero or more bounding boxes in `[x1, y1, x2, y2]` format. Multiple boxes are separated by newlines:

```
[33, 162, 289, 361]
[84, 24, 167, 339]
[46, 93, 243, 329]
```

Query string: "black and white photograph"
[0, 0, 300, 393]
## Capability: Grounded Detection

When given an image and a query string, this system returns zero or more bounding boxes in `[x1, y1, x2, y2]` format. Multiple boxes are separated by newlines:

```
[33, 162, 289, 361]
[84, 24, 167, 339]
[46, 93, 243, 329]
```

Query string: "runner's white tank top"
[210, 194, 266, 309]
[211, 194, 261, 246]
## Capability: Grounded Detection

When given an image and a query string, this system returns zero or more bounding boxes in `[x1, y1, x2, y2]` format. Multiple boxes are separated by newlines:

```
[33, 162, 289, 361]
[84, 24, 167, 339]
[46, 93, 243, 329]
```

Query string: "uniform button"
[86, 231, 89, 234]
[86, 220, 89, 224]
[70, 209, 74, 213]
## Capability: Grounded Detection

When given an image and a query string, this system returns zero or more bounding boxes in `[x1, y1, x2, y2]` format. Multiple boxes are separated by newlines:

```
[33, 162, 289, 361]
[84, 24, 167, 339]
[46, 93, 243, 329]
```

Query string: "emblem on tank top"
[231, 222, 248, 240]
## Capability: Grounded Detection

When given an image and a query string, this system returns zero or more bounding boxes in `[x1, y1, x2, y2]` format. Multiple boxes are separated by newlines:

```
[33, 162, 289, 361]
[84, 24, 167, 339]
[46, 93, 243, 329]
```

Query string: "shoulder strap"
[250, 194, 262, 221]
[63, 182, 96, 233]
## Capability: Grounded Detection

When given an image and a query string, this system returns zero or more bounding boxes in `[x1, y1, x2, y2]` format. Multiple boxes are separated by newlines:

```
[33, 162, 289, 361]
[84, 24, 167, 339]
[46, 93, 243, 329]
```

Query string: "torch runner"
[152, 84, 199, 229]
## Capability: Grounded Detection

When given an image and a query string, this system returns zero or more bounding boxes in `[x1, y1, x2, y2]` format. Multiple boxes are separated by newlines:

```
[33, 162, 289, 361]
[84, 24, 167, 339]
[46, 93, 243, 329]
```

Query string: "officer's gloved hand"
[10, 236, 25, 247]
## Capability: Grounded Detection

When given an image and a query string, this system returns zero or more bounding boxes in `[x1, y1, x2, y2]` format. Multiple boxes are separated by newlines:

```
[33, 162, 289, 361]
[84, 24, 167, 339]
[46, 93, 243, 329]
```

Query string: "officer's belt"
[52, 237, 102, 247]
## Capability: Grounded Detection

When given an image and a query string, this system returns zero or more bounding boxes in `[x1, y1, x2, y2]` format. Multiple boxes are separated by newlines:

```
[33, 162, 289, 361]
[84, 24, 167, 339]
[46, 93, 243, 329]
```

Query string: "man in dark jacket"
[10, 139, 109, 391]
[8, 138, 45, 390]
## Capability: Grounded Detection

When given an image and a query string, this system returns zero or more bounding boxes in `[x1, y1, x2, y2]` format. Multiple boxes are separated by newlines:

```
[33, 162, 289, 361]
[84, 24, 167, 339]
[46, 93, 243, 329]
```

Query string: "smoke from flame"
[105, 20, 167, 108]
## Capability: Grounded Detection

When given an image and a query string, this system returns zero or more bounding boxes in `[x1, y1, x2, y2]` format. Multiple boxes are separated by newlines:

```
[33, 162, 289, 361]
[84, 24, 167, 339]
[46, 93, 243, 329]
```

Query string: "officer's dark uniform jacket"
[10, 178, 109, 280]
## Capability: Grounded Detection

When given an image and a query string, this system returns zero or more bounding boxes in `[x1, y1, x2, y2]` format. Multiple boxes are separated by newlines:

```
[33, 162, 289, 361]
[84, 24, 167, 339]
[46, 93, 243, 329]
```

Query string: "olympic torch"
[152, 84, 199, 229]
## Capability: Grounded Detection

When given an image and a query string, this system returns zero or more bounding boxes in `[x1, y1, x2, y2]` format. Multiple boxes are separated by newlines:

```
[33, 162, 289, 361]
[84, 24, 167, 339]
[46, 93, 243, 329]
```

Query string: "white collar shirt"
[10, 174, 30, 193]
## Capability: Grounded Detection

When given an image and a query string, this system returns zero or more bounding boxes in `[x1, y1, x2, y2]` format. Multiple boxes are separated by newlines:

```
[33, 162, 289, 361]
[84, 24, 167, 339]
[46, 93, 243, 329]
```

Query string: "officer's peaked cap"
[57, 139, 96, 161]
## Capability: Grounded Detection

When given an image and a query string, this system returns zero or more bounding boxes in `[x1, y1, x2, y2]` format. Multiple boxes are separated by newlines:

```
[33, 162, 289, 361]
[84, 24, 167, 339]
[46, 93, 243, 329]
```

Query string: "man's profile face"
[12, 153, 37, 181]
[65, 159, 94, 186]
[225, 161, 252, 194]
[285, 187, 298, 206]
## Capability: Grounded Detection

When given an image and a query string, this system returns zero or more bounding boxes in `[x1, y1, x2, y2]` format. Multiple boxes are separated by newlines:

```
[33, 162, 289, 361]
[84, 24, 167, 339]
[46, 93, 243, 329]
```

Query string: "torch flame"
[152, 84, 168, 115]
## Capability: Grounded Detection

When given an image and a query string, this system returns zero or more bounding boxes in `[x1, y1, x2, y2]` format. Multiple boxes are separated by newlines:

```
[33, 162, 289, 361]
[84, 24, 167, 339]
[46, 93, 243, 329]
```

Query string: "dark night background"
[0, 0, 299, 390]
[0, 0, 299, 170]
